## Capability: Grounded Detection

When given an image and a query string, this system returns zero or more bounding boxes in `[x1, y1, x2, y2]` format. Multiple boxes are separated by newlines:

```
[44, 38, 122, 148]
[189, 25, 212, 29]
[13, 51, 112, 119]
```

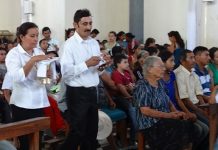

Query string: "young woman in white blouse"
[5, 22, 51, 150]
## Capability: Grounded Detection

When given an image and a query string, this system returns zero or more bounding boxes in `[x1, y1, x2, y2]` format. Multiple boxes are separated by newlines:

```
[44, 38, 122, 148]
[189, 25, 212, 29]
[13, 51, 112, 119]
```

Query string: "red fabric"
[111, 69, 133, 85]
[43, 96, 67, 136]
[128, 39, 139, 55]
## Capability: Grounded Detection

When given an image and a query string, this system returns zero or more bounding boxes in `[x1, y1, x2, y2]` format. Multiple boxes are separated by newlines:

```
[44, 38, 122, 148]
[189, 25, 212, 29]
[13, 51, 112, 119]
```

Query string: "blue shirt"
[193, 64, 211, 96]
[161, 71, 180, 110]
[133, 79, 170, 130]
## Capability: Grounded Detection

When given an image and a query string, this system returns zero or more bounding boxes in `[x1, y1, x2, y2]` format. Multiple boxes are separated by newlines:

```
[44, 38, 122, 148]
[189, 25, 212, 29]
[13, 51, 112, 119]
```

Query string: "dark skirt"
[142, 118, 194, 150]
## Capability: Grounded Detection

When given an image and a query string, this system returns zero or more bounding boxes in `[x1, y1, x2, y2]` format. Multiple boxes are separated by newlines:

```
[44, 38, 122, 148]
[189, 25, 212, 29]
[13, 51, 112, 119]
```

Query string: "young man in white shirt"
[59, 9, 109, 150]
[42, 27, 59, 52]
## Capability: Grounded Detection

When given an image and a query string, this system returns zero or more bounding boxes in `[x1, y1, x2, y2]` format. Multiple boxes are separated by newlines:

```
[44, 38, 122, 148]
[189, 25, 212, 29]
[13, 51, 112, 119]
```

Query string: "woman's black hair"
[117, 31, 125, 41]
[209, 47, 218, 60]
[168, 31, 185, 49]
[145, 37, 155, 48]
[146, 47, 158, 56]
[158, 50, 173, 62]
[17, 22, 38, 43]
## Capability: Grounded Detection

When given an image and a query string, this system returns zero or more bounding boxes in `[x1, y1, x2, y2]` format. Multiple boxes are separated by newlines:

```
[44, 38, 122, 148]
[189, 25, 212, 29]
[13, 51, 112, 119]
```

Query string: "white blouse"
[5, 44, 49, 109]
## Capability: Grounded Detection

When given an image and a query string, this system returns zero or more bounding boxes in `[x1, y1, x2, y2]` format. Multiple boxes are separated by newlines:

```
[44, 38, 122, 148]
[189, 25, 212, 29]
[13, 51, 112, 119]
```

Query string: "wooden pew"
[0, 117, 50, 150]
[209, 104, 218, 150]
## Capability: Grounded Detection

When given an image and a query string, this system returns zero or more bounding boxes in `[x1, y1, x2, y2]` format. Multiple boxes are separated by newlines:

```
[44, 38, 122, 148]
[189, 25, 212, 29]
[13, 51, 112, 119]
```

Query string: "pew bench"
[0, 117, 50, 150]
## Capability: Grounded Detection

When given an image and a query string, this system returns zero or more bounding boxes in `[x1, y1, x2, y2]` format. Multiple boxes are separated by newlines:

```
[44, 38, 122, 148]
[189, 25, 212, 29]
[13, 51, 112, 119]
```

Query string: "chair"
[137, 131, 145, 150]
[101, 107, 128, 149]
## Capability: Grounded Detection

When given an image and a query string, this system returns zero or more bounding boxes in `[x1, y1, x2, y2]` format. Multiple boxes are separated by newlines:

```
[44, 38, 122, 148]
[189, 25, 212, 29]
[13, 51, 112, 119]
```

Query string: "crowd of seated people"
[1, 27, 217, 150]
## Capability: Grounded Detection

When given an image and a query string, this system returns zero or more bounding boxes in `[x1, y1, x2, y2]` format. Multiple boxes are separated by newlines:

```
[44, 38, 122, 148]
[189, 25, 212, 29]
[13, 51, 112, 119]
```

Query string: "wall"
[144, 0, 189, 45]
[32, 0, 65, 44]
[204, 0, 218, 47]
[2, 0, 218, 48]
[0, 0, 21, 39]
[65, 0, 129, 41]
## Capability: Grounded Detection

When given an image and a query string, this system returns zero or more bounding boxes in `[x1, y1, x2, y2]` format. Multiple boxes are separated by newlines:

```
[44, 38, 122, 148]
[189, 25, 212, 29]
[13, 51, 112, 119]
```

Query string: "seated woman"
[133, 51, 149, 81]
[208, 47, 218, 86]
[133, 56, 195, 150]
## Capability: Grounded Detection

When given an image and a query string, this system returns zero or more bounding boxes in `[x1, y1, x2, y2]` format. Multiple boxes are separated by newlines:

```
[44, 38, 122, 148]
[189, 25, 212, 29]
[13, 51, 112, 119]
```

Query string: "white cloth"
[5, 44, 49, 109]
[60, 31, 101, 87]
[37, 57, 59, 79]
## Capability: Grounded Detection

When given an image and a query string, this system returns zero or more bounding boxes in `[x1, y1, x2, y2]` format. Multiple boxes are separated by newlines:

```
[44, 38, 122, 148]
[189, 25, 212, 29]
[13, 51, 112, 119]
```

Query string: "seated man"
[174, 50, 208, 125]
[42, 27, 59, 52]
[193, 46, 212, 102]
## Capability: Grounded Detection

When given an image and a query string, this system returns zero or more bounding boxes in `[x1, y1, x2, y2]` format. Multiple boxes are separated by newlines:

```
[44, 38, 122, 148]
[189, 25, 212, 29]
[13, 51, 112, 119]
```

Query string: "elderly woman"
[133, 56, 195, 150]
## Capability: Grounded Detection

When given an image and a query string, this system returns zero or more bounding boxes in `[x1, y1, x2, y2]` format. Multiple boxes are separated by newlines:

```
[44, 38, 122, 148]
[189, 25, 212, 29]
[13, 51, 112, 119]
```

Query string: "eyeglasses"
[152, 65, 165, 69]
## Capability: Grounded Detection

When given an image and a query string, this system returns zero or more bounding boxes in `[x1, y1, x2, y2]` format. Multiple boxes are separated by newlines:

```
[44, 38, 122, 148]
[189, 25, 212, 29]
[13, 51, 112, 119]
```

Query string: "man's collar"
[194, 63, 208, 74]
[178, 65, 192, 75]
[74, 31, 91, 44]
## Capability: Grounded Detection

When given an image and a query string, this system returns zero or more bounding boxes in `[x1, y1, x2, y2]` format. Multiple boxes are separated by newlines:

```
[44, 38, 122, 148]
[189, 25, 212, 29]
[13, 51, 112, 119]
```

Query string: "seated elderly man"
[174, 50, 208, 125]
[133, 56, 195, 150]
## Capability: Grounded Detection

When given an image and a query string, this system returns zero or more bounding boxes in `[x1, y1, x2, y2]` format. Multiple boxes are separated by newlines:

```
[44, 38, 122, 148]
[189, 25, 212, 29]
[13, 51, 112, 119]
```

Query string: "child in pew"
[98, 71, 129, 148]
[111, 54, 137, 146]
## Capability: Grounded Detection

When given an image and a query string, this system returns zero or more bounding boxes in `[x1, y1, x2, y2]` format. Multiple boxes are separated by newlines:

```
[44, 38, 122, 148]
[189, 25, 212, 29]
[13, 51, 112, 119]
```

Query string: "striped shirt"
[193, 64, 211, 96]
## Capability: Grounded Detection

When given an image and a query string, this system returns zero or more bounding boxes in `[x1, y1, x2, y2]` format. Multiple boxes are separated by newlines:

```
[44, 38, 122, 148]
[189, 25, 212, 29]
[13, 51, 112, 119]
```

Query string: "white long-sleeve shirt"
[60, 32, 101, 87]
[5, 44, 49, 109]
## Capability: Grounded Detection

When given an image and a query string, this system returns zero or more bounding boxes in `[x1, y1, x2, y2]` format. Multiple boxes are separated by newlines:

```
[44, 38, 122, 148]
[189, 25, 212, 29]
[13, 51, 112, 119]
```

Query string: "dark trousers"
[143, 119, 194, 150]
[11, 105, 43, 150]
[59, 86, 98, 150]
[0, 97, 12, 123]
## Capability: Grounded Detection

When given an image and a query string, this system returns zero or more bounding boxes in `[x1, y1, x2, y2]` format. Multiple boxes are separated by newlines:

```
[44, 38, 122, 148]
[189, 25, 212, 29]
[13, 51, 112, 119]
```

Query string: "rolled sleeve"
[6, 52, 26, 82]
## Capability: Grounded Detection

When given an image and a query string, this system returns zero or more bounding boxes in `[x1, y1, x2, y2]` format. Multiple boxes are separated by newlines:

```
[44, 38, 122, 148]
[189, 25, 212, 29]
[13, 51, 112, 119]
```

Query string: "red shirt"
[111, 69, 133, 86]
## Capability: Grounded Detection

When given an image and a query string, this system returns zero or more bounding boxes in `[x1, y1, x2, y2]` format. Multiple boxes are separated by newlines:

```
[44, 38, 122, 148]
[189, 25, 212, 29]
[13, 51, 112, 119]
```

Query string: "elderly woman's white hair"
[142, 56, 162, 77]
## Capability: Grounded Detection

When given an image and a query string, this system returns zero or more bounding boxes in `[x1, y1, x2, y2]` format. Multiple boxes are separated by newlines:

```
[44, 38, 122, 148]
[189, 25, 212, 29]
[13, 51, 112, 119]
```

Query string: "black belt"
[67, 85, 97, 90]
